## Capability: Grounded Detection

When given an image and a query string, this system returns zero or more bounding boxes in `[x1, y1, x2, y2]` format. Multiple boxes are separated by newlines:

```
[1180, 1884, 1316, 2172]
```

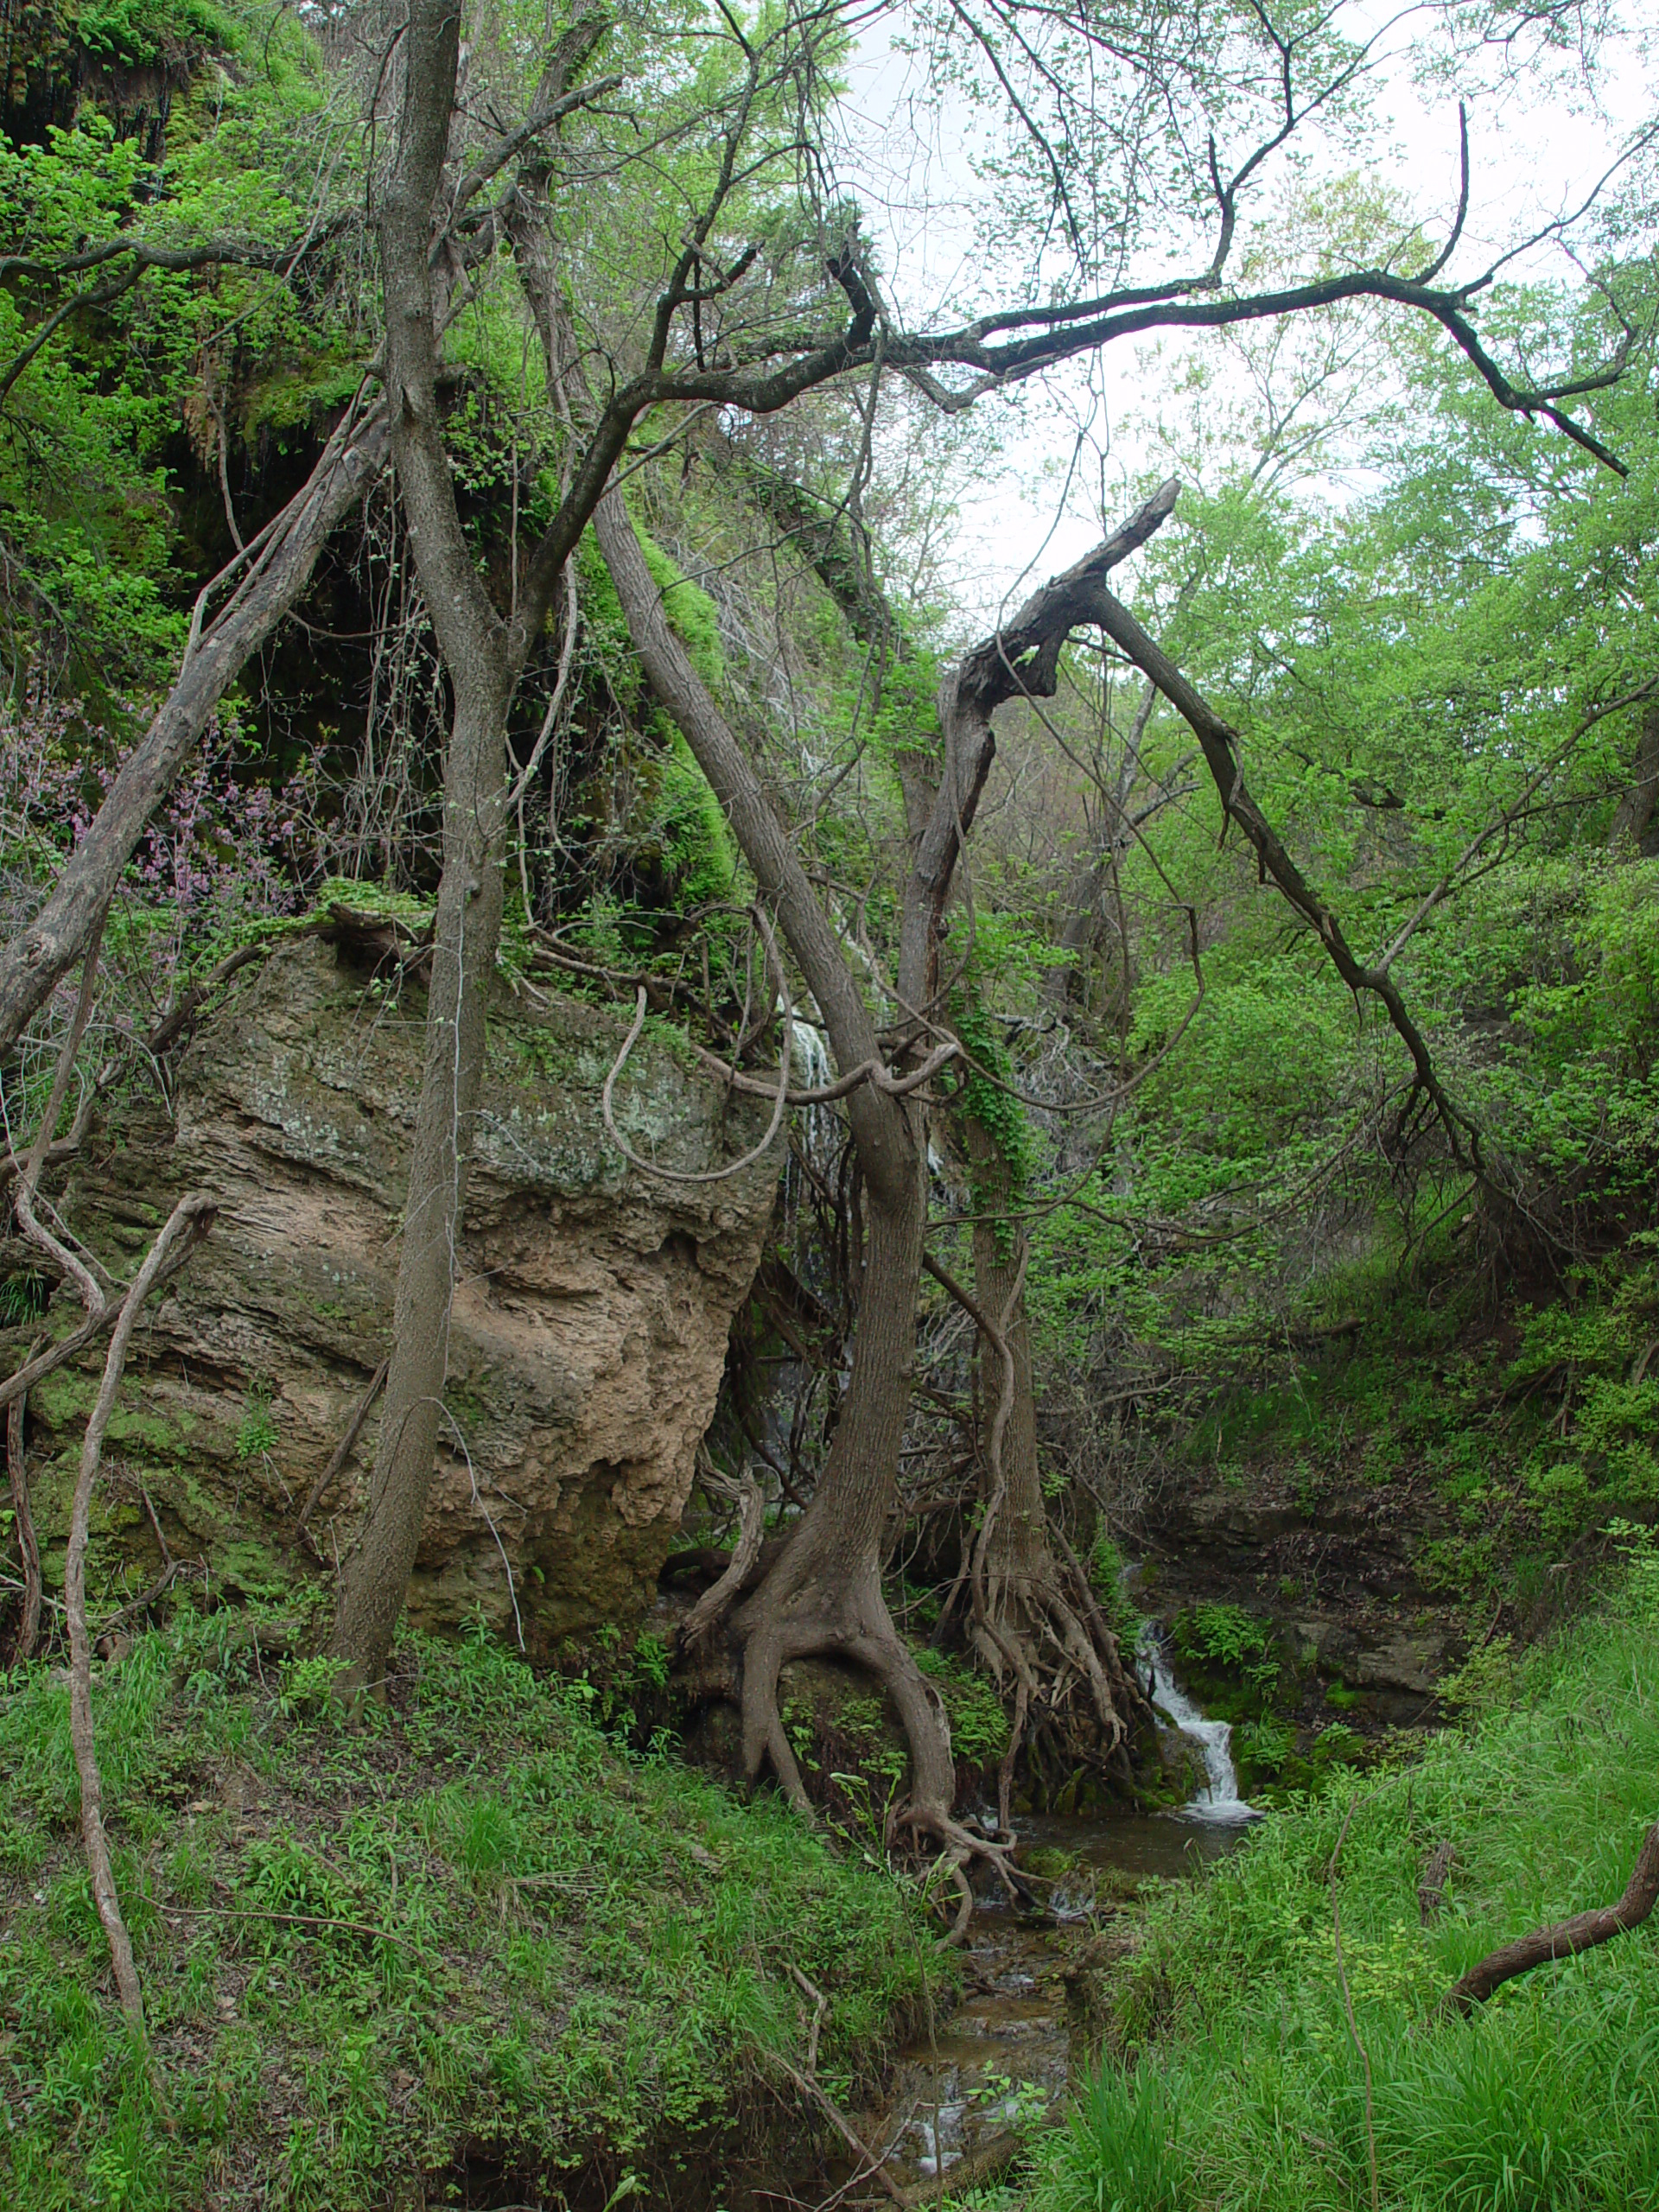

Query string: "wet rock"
[1350, 1630, 1446, 1696]
[1141, 1461, 1468, 1729]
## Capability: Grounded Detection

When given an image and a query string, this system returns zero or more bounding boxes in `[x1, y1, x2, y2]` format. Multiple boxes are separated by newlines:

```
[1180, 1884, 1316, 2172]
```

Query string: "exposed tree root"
[677, 1458, 766, 1653]
[969, 1566, 1155, 1831]
[728, 1562, 1025, 1936]
[926, 1231, 1158, 1827]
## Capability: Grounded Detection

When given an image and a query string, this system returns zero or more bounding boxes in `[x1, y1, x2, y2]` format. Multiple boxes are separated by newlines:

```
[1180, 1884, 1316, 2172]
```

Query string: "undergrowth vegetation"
[1035, 1556, 1659, 2212]
[0, 1617, 935, 2210]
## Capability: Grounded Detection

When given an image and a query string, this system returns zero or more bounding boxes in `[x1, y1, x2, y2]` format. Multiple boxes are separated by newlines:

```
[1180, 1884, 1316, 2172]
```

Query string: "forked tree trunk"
[505, 134, 1174, 1853]
[512, 245, 981, 1842]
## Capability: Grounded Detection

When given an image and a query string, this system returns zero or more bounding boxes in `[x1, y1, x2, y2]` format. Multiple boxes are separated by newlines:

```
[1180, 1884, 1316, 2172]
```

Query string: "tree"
[4, 0, 1645, 1823]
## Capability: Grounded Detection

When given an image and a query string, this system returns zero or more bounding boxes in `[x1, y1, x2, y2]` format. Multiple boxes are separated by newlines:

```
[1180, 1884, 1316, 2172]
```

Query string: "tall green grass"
[0, 1616, 933, 2209]
[1036, 1560, 1659, 2212]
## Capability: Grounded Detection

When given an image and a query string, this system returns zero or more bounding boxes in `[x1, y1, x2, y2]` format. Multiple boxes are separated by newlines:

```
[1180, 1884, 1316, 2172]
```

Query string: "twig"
[789, 1961, 828, 2079]
[1417, 1840, 1456, 1927]
[601, 907, 793, 1185]
[767, 2047, 909, 2208]
[0, 1249, 200, 1416]
[296, 1358, 389, 1533]
[5, 1331, 47, 1657]
[96, 1559, 209, 1640]
[166, 1897, 426, 1954]
[66, 1192, 216, 2028]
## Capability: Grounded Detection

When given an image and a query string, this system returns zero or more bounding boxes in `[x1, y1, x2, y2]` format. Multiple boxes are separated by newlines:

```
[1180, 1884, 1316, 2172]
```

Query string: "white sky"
[828, 0, 1657, 626]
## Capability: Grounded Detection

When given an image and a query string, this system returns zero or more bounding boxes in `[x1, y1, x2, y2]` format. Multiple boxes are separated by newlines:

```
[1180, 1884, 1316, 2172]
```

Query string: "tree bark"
[1609, 697, 1659, 855]
[963, 1116, 1047, 1616]
[0, 404, 388, 1052]
[1446, 1821, 1659, 2013]
[327, 0, 514, 1694]
[941, 1107, 1150, 1814]
[5, 1360, 44, 1659]
[324, 690, 507, 1690]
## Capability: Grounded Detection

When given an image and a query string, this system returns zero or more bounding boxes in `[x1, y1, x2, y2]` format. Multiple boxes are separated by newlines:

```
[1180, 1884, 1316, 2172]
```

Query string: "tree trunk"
[964, 1116, 1047, 1613]
[327, 692, 508, 1690]
[956, 1100, 1152, 1816]
[582, 479, 962, 1807]
[327, 0, 514, 1693]
[326, 4, 622, 1688]
[1044, 679, 1156, 1014]
[1609, 697, 1659, 855]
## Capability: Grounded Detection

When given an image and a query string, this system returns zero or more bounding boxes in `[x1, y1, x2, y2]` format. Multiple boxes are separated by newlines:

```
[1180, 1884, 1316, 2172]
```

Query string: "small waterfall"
[789, 1016, 831, 1092]
[788, 1018, 834, 1165]
[1141, 1632, 1258, 1824]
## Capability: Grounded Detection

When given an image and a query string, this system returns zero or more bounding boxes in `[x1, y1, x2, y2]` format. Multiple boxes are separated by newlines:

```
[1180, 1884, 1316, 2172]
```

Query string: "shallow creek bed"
[785, 1811, 1253, 2206]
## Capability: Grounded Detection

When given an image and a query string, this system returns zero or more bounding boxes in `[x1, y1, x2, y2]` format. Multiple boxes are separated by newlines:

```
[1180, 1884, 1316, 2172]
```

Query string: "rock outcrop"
[1141, 1465, 1459, 1721]
[14, 938, 782, 1650]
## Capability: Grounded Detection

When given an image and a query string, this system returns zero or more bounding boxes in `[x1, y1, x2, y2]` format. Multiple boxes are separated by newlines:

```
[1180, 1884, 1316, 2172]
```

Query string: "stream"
[855, 1639, 1259, 2196]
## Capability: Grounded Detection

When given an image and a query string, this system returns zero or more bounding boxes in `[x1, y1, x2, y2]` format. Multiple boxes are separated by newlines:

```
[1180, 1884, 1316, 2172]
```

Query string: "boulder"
[15, 938, 782, 1651]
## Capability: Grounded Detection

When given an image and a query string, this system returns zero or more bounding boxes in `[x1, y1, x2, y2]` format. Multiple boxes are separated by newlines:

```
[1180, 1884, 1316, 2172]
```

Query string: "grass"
[0, 1614, 937, 2209]
[1033, 1553, 1659, 2212]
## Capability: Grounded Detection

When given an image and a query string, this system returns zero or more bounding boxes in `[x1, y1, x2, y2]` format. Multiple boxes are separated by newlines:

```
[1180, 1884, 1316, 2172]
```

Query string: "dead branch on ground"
[1445, 1821, 1659, 2014]
[65, 1191, 216, 2027]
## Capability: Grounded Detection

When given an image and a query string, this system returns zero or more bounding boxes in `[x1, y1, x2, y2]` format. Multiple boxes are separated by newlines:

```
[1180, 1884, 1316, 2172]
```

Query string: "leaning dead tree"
[0, 399, 390, 1052]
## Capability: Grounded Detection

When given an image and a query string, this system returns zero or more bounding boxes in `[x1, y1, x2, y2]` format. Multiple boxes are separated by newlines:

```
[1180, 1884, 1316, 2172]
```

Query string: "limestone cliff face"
[24, 939, 780, 1649]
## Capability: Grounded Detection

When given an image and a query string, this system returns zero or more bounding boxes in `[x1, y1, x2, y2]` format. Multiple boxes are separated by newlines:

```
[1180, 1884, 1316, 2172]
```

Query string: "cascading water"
[787, 1016, 835, 1170]
[1141, 1631, 1259, 1823]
